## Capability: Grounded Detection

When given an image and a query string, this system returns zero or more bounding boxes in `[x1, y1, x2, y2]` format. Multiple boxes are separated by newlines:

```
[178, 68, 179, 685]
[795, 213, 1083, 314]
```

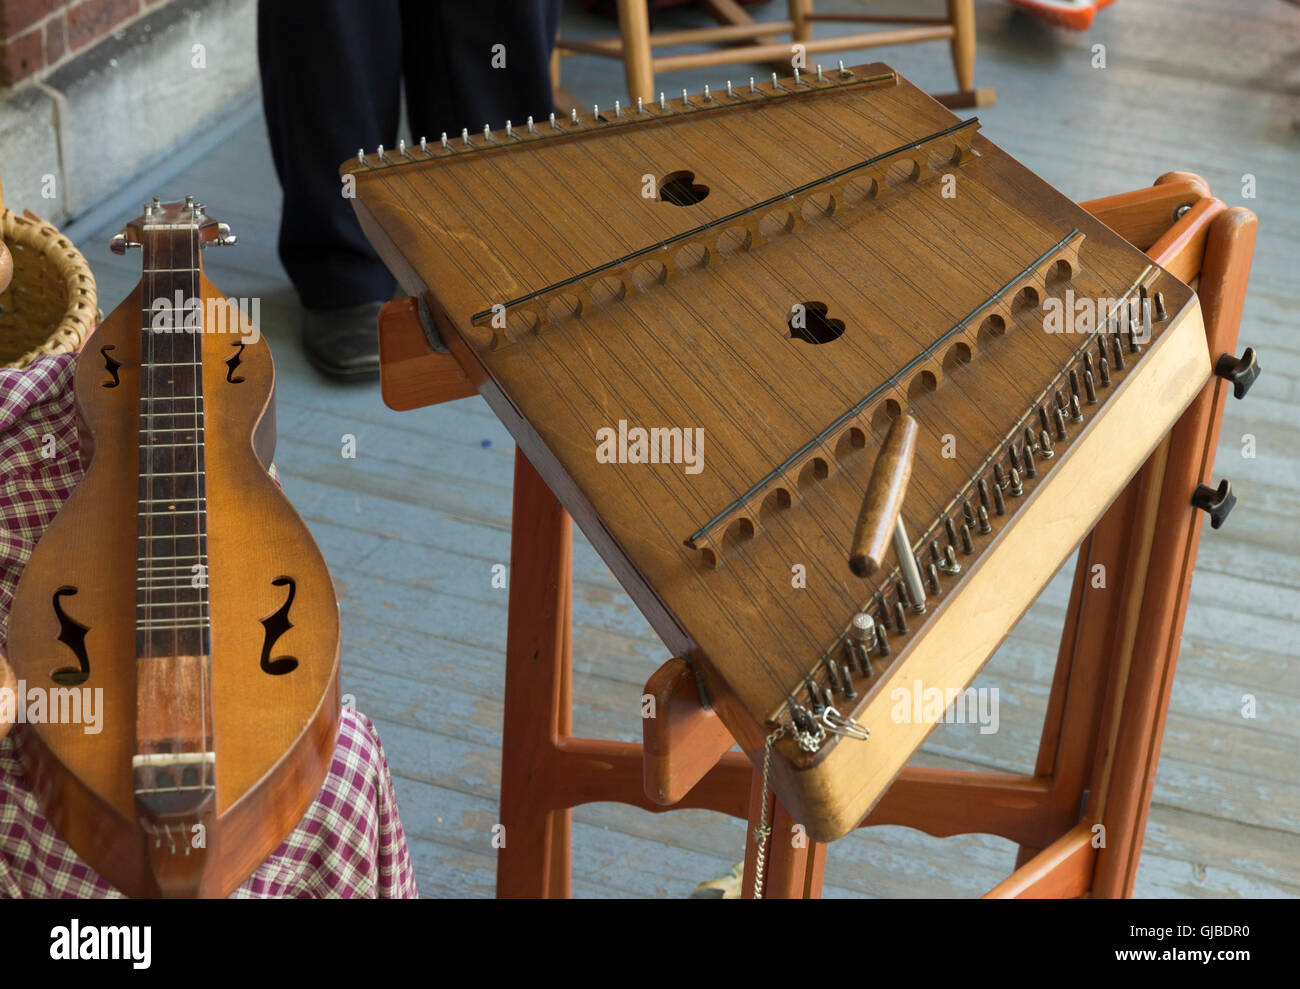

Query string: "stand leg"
[741, 773, 827, 898]
[1092, 208, 1257, 897]
[496, 448, 574, 898]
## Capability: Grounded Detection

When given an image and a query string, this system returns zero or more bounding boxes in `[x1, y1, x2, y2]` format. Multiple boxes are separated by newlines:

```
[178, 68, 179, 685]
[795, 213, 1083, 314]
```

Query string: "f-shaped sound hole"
[51, 587, 91, 685]
[100, 346, 121, 388]
[225, 342, 246, 383]
[259, 576, 299, 675]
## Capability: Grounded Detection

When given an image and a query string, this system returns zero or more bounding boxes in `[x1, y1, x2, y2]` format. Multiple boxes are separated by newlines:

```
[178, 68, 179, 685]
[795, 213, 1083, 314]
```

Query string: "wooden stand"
[377, 173, 1256, 898]
[554, 1, 995, 111]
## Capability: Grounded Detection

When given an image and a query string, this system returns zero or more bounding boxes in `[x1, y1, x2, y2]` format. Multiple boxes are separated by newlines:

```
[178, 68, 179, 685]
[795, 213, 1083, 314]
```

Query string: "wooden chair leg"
[617, 0, 656, 104]
[741, 773, 827, 898]
[947, 0, 976, 93]
[496, 448, 574, 898]
[791, 0, 812, 44]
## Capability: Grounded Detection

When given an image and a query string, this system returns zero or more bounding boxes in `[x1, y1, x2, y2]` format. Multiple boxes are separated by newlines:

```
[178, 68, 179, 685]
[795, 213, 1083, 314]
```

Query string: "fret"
[143, 267, 199, 273]
[139, 442, 205, 449]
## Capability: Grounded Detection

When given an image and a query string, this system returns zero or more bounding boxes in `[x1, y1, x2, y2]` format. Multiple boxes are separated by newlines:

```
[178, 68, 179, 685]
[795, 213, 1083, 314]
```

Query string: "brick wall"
[0, 0, 173, 86]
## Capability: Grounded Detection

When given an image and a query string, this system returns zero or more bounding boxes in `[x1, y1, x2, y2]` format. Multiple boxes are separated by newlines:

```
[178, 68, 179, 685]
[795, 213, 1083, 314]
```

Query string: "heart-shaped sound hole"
[788, 301, 845, 345]
[660, 170, 710, 207]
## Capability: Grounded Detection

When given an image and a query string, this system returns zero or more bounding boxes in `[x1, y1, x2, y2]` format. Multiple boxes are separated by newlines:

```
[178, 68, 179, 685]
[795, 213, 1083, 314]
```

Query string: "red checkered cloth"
[0, 354, 417, 898]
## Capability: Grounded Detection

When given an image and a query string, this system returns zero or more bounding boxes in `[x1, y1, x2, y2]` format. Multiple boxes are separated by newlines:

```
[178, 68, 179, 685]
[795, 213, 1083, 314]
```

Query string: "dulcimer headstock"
[109, 196, 236, 254]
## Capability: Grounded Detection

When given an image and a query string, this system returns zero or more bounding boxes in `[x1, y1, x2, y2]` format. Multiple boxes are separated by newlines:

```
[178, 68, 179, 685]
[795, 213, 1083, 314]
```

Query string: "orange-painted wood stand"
[377, 173, 1257, 898]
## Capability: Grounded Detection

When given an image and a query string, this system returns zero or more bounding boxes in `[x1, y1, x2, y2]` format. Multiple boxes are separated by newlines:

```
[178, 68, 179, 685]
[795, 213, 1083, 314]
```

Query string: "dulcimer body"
[347, 64, 1210, 841]
[8, 201, 340, 897]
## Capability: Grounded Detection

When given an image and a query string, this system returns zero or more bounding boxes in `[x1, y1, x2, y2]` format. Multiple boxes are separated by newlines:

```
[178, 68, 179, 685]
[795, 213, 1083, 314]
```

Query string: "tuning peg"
[109, 231, 140, 254]
[1191, 479, 1236, 530]
[210, 222, 237, 247]
[1214, 348, 1259, 399]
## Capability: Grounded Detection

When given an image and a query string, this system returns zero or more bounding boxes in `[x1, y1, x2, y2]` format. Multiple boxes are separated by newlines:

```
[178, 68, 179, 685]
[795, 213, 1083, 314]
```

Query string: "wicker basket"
[0, 208, 98, 370]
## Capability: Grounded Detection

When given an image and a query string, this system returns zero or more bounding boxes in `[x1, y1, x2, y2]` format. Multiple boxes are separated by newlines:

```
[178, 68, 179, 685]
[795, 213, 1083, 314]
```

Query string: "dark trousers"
[258, 1, 561, 309]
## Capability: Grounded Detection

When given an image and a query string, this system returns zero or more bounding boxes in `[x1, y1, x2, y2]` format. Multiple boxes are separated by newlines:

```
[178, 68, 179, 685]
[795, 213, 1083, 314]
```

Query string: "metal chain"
[751, 715, 826, 899]
[750, 726, 785, 900]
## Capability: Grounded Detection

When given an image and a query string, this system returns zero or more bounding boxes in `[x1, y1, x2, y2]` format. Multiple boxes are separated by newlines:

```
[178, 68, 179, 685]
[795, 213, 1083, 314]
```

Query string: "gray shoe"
[301, 301, 383, 381]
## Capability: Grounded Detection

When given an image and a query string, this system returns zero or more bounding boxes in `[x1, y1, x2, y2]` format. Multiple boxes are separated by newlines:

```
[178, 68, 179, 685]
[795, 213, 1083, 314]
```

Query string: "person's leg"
[399, 0, 561, 148]
[258, 0, 403, 378]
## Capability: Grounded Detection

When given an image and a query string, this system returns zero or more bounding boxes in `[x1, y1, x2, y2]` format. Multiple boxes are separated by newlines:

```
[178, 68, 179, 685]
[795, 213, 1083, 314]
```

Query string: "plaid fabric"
[0, 355, 417, 898]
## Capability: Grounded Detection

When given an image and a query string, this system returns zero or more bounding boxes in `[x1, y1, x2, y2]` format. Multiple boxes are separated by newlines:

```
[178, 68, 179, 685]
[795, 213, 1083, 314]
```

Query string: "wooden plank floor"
[71, 0, 1298, 897]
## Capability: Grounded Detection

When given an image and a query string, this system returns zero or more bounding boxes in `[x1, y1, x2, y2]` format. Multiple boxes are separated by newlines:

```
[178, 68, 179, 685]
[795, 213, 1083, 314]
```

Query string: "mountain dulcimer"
[345, 64, 1209, 841]
[8, 200, 340, 896]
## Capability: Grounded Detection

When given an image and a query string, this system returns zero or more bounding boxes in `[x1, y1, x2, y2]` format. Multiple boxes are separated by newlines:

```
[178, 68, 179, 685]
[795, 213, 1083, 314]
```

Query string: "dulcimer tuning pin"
[846, 612, 876, 676]
[1023, 444, 1037, 478]
[892, 600, 909, 635]
[994, 463, 1008, 489]
[835, 659, 856, 699]
[1099, 355, 1111, 387]
[1084, 368, 1098, 405]
[1007, 468, 1024, 497]
[110, 231, 140, 254]
[1053, 407, 1068, 442]
[926, 562, 941, 596]
[993, 484, 1007, 517]
[1039, 429, 1055, 458]
[1111, 333, 1126, 370]
[1068, 393, 1084, 423]
[875, 623, 890, 658]
[976, 504, 992, 535]
[941, 544, 961, 575]
[960, 522, 974, 555]
[1154, 291, 1168, 321]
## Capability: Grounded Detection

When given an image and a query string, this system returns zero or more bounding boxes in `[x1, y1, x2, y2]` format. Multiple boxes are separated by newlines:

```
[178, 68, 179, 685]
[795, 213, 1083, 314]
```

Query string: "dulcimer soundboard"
[345, 63, 1209, 841]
